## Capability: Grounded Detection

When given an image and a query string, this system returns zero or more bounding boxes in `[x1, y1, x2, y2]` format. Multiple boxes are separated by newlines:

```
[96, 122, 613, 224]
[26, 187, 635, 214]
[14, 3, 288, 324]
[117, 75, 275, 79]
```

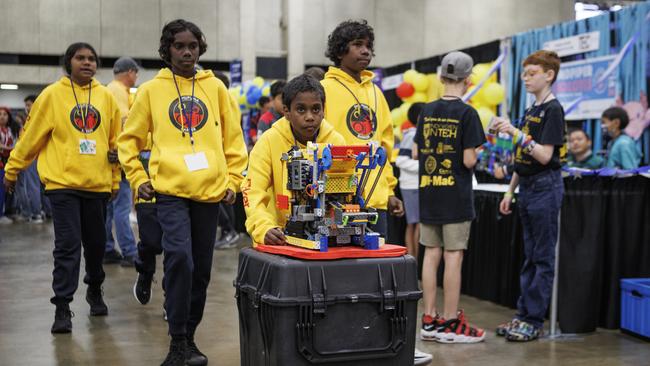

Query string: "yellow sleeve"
[118, 87, 152, 192]
[218, 84, 248, 193]
[242, 138, 280, 246]
[108, 94, 122, 192]
[4, 93, 53, 182]
[376, 87, 398, 195]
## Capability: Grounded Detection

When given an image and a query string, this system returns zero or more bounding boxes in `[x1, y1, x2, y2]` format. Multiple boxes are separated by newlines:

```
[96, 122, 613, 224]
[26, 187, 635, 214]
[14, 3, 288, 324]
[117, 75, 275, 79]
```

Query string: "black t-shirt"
[414, 99, 486, 225]
[514, 99, 567, 177]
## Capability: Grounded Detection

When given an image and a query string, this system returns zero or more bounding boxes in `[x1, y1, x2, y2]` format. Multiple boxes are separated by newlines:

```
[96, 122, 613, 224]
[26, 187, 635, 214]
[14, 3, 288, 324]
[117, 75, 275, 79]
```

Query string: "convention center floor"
[1, 222, 649, 366]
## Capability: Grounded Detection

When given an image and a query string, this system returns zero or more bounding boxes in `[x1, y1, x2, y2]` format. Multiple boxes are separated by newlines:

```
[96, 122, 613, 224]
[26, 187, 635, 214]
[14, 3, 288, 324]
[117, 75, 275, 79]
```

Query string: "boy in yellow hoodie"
[321, 20, 404, 238]
[3, 42, 121, 333]
[117, 20, 247, 366]
[243, 74, 345, 246]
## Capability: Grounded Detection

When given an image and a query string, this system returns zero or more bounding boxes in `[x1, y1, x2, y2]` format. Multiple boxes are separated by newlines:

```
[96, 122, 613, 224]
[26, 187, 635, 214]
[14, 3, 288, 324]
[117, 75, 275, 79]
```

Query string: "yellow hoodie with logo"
[242, 117, 345, 246]
[321, 67, 397, 210]
[118, 68, 247, 202]
[4, 77, 121, 193]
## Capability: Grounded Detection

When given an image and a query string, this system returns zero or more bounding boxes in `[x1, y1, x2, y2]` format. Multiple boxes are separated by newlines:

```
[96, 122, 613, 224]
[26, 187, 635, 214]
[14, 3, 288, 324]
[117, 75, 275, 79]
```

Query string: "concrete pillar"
[239, 0, 257, 80]
[285, 0, 305, 79]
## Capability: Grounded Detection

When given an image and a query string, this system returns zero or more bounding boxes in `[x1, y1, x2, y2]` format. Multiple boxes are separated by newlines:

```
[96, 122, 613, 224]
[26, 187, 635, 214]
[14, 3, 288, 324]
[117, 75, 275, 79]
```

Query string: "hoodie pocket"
[62, 143, 111, 190]
[154, 148, 225, 198]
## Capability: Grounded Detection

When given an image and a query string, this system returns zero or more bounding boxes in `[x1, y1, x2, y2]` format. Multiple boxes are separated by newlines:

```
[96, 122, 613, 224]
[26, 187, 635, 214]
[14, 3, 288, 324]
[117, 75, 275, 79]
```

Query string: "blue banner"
[229, 59, 242, 86]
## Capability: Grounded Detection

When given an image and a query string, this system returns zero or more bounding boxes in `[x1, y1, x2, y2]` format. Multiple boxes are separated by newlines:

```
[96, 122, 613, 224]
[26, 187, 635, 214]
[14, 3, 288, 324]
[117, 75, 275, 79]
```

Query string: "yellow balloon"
[412, 73, 429, 92]
[476, 106, 495, 131]
[482, 82, 505, 106]
[405, 92, 427, 103]
[400, 102, 413, 114]
[238, 94, 247, 106]
[467, 86, 486, 106]
[391, 108, 403, 127]
[403, 69, 418, 84]
[470, 63, 494, 85]
[262, 85, 271, 97]
[252, 76, 265, 88]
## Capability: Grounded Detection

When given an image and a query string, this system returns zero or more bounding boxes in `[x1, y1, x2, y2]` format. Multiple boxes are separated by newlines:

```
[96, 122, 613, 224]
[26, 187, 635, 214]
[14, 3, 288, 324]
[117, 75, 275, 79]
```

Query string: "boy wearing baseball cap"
[414, 51, 486, 343]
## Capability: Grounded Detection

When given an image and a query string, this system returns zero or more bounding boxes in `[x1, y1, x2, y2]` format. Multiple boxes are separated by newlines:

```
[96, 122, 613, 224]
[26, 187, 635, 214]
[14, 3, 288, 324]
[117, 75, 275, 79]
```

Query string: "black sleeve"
[539, 102, 565, 146]
[462, 107, 487, 149]
[414, 110, 424, 146]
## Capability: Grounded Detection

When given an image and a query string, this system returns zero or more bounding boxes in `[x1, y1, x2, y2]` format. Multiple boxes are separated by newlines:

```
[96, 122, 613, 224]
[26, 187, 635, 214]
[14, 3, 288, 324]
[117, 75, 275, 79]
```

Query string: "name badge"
[184, 152, 209, 172]
[79, 139, 97, 155]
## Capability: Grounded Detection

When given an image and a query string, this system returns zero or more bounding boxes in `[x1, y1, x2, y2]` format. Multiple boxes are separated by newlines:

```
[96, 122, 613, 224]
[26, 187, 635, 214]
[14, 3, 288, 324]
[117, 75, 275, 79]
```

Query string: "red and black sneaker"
[435, 310, 486, 344]
[420, 313, 445, 341]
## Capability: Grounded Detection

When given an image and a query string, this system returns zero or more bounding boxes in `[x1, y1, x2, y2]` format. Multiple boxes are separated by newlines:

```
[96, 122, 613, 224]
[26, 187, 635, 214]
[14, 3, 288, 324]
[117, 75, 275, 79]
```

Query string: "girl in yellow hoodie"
[117, 20, 247, 366]
[321, 20, 404, 239]
[243, 75, 345, 246]
[2, 43, 122, 334]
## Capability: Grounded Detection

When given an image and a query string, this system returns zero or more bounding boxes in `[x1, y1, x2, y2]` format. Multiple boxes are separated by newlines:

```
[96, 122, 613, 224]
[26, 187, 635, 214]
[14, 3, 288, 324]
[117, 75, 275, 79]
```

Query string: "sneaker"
[413, 348, 433, 365]
[51, 304, 74, 334]
[0, 216, 13, 225]
[103, 250, 123, 264]
[435, 310, 485, 344]
[505, 320, 541, 342]
[214, 231, 240, 249]
[12, 215, 28, 223]
[86, 285, 108, 316]
[133, 273, 153, 305]
[420, 313, 445, 341]
[120, 255, 135, 267]
[496, 318, 520, 337]
[29, 215, 44, 224]
[186, 338, 208, 366]
[161, 338, 187, 366]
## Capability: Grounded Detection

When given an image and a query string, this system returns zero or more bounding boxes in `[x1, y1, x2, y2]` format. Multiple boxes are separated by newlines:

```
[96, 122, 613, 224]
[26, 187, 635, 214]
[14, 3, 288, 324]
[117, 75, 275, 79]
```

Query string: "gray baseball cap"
[113, 57, 139, 74]
[440, 51, 474, 81]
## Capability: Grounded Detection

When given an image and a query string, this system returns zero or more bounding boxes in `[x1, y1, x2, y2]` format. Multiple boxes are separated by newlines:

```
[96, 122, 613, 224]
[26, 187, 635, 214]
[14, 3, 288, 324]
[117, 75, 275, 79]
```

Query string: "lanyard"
[334, 78, 378, 128]
[172, 72, 196, 150]
[70, 78, 92, 135]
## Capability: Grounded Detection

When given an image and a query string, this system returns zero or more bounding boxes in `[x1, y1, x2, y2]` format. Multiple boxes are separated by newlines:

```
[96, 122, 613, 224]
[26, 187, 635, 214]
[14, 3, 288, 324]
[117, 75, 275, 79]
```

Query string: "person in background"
[257, 80, 286, 137]
[566, 129, 604, 169]
[0, 106, 19, 224]
[304, 66, 326, 81]
[601, 106, 641, 170]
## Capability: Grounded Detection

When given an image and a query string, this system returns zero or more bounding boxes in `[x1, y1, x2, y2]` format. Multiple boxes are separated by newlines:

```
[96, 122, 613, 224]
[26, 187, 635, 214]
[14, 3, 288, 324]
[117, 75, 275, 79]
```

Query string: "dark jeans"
[516, 169, 564, 328]
[156, 193, 219, 336]
[48, 192, 107, 305]
[135, 202, 163, 276]
[217, 202, 236, 234]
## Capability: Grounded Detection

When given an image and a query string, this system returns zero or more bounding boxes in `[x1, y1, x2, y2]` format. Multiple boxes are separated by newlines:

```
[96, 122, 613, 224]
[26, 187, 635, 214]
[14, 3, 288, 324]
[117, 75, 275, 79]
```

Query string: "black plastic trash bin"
[234, 247, 422, 366]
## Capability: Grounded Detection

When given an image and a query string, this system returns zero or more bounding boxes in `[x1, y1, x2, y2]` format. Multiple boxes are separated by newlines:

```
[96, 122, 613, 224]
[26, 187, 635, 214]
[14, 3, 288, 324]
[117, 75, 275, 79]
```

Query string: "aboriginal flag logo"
[168, 96, 209, 133]
[69, 104, 101, 133]
[345, 103, 376, 140]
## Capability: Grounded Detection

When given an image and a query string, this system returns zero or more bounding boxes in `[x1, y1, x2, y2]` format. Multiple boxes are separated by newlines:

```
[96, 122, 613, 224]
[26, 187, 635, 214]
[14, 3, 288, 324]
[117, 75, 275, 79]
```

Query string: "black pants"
[48, 193, 107, 305]
[217, 203, 236, 234]
[135, 202, 163, 276]
[156, 193, 219, 336]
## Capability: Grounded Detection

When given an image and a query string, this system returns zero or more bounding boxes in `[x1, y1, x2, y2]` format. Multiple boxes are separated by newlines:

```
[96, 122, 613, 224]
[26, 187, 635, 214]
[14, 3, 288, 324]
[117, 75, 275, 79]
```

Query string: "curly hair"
[158, 19, 208, 64]
[62, 42, 100, 75]
[325, 20, 375, 66]
[282, 75, 325, 110]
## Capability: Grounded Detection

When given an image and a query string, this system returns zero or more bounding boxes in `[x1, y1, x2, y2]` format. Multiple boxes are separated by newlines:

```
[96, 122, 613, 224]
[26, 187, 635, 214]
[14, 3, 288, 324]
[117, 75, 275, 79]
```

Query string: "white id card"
[184, 152, 209, 172]
[79, 139, 97, 155]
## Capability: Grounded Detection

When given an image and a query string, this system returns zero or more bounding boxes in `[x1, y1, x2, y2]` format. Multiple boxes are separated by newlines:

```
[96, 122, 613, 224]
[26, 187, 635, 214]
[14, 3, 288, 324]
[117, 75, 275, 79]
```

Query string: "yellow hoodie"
[242, 117, 345, 246]
[4, 77, 121, 193]
[118, 68, 247, 202]
[321, 67, 397, 210]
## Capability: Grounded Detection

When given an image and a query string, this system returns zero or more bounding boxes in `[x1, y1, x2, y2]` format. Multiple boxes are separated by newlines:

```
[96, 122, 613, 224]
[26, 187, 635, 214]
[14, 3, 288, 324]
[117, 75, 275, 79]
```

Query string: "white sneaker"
[414, 348, 432, 365]
[0, 216, 13, 225]
[29, 215, 44, 224]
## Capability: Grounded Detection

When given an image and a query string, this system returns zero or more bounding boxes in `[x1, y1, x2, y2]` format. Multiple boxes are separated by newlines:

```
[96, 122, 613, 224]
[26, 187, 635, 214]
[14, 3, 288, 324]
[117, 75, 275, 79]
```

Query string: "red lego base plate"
[254, 243, 407, 260]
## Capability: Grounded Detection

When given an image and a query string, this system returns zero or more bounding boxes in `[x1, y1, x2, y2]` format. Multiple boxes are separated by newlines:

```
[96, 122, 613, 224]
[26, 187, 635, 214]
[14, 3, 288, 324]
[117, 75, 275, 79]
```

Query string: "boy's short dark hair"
[325, 20, 375, 66]
[270, 80, 287, 98]
[602, 106, 629, 130]
[62, 42, 100, 75]
[569, 128, 591, 140]
[282, 75, 325, 110]
[304, 66, 326, 81]
[24, 95, 37, 103]
[523, 50, 561, 84]
[212, 70, 230, 88]
[158, 19, 208, 65]
[258, 96, 270, 106]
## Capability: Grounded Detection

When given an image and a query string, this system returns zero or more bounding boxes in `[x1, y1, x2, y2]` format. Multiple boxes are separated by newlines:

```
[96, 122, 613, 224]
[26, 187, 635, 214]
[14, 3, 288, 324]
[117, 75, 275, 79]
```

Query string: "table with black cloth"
[408, 175, 650, 334]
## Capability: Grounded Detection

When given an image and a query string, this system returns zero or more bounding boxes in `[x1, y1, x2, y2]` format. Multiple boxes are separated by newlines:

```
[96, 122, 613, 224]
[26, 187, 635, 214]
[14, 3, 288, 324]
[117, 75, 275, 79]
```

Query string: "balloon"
[391, 108, 404, 127]
[238, 94, 247, 106]
[262, 85, 271, 97]
[482, 82, 505, 106]
[252, 76, 265, 88]
[403, 69, 418, 84]
[407, 92, 427, 103]
[476, 106, 495, 131]
[470, 63, 493, 85]
[467, 86, 486, 106]
[412, 73, 429, 92]
[399, 102, 413, 114]
[246, 86, 262, 105]
[396, 82, 415, 99]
